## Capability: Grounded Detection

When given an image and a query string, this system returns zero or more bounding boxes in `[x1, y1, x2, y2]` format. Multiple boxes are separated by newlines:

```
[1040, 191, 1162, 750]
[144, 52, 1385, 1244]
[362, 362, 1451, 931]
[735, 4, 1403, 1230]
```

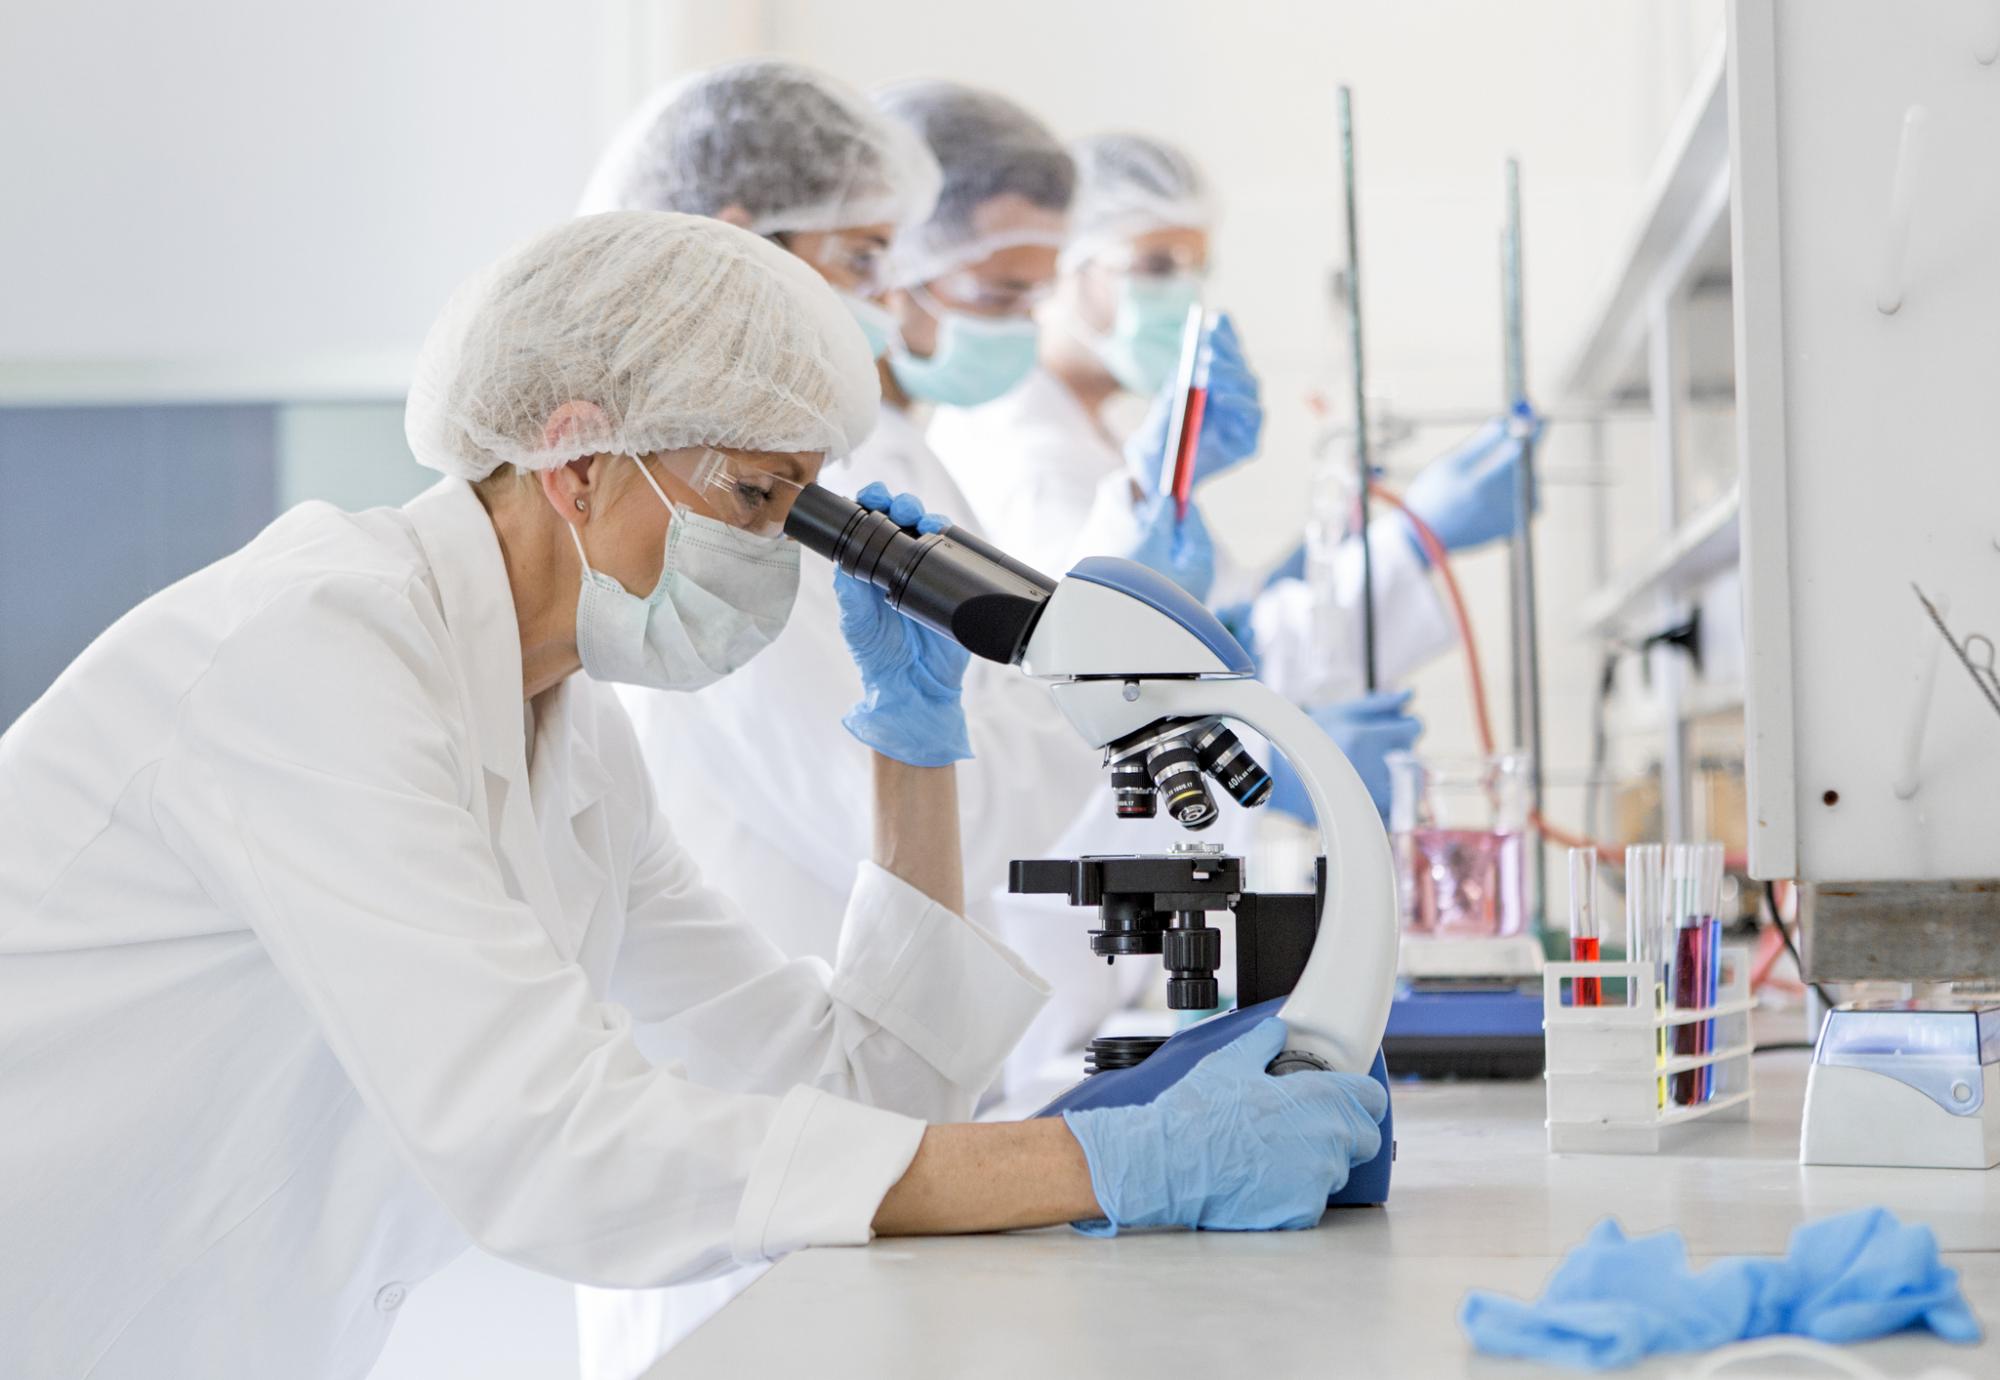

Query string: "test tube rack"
[1541, 946, 1754, 1153]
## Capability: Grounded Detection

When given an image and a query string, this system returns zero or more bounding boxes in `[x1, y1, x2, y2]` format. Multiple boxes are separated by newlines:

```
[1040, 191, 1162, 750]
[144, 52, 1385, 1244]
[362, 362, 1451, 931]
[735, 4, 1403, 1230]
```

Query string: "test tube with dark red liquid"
[1669, 848, 1702, 1105]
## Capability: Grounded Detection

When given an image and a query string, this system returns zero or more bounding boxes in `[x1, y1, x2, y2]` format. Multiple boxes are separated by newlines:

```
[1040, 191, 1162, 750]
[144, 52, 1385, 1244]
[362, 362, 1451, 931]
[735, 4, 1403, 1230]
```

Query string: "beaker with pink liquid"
[1386, 752, 1530, 938]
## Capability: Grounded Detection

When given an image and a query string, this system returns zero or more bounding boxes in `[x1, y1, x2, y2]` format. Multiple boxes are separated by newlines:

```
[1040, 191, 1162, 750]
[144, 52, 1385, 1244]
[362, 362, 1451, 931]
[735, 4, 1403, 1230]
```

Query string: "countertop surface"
[649, 1050, 1999, 1377]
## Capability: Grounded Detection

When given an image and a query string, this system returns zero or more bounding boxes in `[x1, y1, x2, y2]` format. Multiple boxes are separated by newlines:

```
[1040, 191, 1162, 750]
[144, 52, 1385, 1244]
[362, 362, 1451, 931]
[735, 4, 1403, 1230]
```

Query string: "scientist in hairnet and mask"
[929, 132, 1541, 818]
[0, 212, 1388, 1380]
[573, 65, 1150, 1374]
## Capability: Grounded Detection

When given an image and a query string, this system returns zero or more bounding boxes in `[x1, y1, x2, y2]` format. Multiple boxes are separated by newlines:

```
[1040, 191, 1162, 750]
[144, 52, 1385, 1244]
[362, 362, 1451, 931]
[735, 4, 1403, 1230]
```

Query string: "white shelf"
[1578, 484, 1741, 635]
[1560, 40, 1732, 403]
[1605, 679, 1745, 737]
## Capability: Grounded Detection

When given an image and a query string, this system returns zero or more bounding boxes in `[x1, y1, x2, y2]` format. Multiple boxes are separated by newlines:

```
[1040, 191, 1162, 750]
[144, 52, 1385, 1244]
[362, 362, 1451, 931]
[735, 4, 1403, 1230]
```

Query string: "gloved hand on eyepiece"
[1061, 1016, 1387, 1235]
[834, 482, 973, 768]
[1123, 493, 1216, 603]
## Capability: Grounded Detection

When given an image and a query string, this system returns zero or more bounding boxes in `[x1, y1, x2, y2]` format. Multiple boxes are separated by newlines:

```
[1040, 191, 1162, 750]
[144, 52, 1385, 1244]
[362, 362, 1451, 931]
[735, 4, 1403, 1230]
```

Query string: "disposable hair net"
[576, 59, 941, 238]
[406, 211, 879, 481]
[873, 81, 1075, 286]
[1061, 132, 1214, 271]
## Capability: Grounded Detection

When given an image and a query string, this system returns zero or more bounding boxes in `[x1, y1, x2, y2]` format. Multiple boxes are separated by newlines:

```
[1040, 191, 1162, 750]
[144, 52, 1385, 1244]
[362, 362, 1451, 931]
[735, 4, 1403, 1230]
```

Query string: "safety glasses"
[649, 449, 816, 538]
[1088, 243, 1210, 281]
[920, 268, 1054, 318]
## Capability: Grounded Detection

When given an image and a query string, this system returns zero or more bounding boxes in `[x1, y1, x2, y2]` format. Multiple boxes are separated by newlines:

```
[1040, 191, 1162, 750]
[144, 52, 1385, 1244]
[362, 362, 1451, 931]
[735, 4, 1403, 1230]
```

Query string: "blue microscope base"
[1033, 997, 1395, 1207]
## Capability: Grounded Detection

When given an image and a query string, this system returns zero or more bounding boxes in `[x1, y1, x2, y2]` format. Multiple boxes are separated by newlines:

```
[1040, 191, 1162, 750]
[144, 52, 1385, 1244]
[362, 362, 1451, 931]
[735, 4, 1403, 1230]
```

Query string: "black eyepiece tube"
[783, 483, 1056, 666]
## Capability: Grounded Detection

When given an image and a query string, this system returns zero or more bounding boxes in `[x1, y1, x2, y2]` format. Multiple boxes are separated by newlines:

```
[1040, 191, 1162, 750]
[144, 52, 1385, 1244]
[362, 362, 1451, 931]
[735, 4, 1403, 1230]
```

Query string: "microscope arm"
[1041, 675, 1400, 1075]
[780, 486, 1400, 1075]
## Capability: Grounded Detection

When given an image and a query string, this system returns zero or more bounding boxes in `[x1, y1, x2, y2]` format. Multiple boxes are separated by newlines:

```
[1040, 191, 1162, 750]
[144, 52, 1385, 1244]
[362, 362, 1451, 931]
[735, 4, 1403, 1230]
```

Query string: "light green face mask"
[888, 286, 1040, 407]
[1086, 273, 1202, 396]
[841, 292, 900, 359]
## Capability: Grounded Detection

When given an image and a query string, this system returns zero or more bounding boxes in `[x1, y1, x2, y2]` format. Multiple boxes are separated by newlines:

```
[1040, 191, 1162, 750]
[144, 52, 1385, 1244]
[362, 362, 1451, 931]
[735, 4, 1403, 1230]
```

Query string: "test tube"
[1567, 848, 1600, 1006]
[1624, 844, 1661, 1009]
[1670, 845, 1704, 1106]
[1702, 843, 1724, 1102]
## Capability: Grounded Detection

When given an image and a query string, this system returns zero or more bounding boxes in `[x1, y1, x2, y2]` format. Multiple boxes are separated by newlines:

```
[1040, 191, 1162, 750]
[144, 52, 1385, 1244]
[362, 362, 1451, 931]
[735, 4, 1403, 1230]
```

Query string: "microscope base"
[1034, 997, 1395, 1207]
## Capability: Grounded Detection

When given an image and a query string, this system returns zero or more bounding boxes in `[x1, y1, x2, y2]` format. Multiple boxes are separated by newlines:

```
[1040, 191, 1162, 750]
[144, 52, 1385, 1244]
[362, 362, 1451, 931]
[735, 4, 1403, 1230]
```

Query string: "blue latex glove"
[833, 483, 973, 767]
[1402, 402, 1544, 556]
[1061, 1016, 1387, 1236]
[1268, 690, 1422, 824]
[1460, 1208, 1981, 1370]
[1123, 494, 1216, 603]
[1123, 312, 1263, 491]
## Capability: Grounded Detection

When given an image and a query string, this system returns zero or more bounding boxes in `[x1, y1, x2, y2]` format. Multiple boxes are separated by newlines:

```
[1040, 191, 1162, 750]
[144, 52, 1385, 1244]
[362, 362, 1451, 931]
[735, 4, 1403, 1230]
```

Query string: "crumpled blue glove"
[833, 482, 972, 767]
[1061, 1016, 1387, 1236]
[1123, 494, 1216, 602]
[1123, 312, 1263, 491]
[1269, 689, 1422, 824]
[1402, 401, 1544, 556]
[1460, 1207, 1981, 1370]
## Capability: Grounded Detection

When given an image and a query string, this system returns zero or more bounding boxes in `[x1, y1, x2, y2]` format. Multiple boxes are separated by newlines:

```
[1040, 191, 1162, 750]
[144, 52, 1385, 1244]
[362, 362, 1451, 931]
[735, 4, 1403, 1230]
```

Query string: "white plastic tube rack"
[1543, 946, 1754, 1153]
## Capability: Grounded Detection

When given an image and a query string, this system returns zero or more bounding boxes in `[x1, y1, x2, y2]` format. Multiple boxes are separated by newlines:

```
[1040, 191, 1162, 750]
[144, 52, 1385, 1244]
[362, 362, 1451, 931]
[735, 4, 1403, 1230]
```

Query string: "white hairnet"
[406, 211, 879, 481]
[576, 60, 941, 238]
[872, 81, 1074, 285]
[1061, 132, 1214, 271]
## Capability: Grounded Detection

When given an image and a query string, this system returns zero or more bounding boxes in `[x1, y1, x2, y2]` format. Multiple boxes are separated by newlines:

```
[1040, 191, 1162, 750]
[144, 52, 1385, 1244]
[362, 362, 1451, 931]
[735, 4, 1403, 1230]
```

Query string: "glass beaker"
[1387, 752, 1529, 938]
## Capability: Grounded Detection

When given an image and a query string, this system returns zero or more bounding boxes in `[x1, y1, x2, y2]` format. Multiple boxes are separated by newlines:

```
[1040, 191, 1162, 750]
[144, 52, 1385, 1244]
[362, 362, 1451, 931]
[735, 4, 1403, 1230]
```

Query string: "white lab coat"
[927, 367, 1458, 704]
[577, 406, 1148, 1378]
[0, 478, 1047, 1380]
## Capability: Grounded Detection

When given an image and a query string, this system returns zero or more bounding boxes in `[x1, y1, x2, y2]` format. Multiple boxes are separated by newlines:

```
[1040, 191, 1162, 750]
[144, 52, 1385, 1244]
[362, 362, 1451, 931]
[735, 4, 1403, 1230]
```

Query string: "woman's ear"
[713, 204, 756, 230]
[538, 458, 596, 530]
[885, 287, 935, 358]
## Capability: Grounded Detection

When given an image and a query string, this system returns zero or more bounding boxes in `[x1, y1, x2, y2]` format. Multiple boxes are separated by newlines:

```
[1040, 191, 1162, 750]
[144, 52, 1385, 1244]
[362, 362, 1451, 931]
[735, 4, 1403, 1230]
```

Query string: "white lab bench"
[646, 1051, 2000, 1377]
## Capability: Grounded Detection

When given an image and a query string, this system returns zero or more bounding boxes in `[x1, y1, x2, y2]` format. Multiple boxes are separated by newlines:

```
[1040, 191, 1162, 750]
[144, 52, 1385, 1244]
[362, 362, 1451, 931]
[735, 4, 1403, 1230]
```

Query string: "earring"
[574, 499, 587, 512]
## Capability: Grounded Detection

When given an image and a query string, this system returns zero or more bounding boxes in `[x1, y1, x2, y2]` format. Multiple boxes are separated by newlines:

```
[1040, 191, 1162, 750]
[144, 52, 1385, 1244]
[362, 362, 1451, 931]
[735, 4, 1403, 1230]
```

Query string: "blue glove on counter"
[1269, 690, 1422, 824]
[1123, 313, 1263, 491]
[1402, 402, 1543, 555]
[1123, 494, 1216, 603]
[834, 483, 972, 767]
[1460, 1208, 1981, 1370]
[1062, 1016, 1387, 1236]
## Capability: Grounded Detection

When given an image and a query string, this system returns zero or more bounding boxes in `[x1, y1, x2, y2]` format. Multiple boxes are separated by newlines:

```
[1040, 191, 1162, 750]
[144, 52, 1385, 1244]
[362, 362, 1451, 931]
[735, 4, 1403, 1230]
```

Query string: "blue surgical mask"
[1084, 273, 1202, 396]
[841, 292, 900, 359]
[569, 459, 800, 692]
[888, 285, 1039, 407]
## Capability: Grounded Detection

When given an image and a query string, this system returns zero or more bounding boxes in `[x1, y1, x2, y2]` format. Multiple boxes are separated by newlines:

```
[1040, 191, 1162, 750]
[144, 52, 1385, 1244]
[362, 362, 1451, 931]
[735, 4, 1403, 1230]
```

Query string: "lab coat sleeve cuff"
[829, 862, 1051, 1092]
[732, 1085, 926, 1263]
[1368, 515, 1457, 678]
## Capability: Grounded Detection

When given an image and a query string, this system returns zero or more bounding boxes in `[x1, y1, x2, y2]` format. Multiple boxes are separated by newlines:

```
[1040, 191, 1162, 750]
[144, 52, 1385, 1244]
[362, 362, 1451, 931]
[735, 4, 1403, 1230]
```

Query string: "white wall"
[0, 0, 644, 399]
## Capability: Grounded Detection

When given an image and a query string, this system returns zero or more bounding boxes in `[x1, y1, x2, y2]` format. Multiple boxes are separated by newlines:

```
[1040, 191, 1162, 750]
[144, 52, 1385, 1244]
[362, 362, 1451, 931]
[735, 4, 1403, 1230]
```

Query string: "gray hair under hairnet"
[872, 81, 1075, 284]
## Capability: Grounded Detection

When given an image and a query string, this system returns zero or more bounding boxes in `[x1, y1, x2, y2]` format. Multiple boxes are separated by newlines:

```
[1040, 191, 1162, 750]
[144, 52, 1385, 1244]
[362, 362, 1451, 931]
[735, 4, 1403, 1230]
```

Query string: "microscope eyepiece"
[782, 484, 1055, 665]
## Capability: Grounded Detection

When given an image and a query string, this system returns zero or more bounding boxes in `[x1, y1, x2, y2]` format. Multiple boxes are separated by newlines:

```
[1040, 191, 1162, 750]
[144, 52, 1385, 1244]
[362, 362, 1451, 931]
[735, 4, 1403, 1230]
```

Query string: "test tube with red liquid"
[1566, 848, 1600, 1006]
[1156, 304, 1210, 525]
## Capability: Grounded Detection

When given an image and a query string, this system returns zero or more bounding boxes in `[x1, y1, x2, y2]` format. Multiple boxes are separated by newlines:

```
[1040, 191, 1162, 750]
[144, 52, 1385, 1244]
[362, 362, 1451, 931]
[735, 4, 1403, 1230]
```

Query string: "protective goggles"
[651, 448, 816, 538]
[1085, 241, 1210, 281]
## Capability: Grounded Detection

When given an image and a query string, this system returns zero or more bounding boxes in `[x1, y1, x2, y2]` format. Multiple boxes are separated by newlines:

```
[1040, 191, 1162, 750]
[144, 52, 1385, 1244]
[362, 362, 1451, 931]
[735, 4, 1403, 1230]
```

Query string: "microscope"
[784, 486, 1398, 1205]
